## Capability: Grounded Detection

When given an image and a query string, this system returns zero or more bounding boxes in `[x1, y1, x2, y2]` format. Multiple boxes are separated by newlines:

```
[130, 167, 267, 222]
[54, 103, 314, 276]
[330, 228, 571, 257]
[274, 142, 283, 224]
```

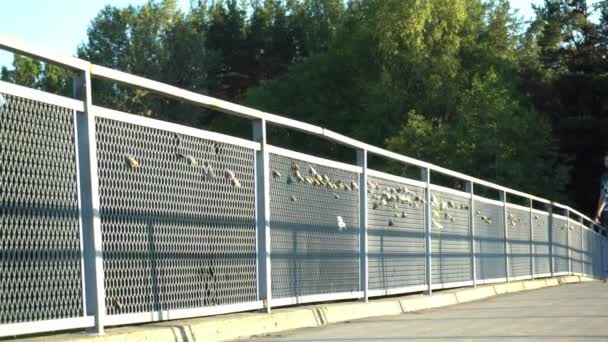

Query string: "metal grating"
[367, 176, 425, 291]
[506, 207, 531, 278]
[269, 153, 360, 300]
[431, 191, 471, 285]
[532, 213, 551, 275]
[552, 216, 569, 273]
[95, 117, 257, 316]
[570, 224, 582, 274]
[582, 229, 591, 275]
[0, 93, 83, 324]
[474, 200, 505, 280]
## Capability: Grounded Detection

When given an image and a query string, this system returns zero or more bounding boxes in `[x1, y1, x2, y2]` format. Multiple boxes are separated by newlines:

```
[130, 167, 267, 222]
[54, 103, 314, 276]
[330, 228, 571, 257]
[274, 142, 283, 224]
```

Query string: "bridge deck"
[252, 281, 608, 342]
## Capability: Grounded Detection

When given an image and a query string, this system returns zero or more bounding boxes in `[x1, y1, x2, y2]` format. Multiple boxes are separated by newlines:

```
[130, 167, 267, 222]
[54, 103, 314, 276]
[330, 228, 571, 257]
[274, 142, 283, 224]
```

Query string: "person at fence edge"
[594, 151, 608, 226]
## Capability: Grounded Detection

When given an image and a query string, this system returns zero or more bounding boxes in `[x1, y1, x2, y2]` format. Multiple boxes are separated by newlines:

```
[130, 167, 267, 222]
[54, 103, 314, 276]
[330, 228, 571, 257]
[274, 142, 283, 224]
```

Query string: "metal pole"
[581, 217, 585, 276]
[357, 150, 368, 302]
[73, 71, 106, 335]
[530, 199, 535, 280]
[548, 205, 555, 277]
[253, 119, 272, 313]
[466, 182, 476, 287]
[421, 168, 432, 295]
[567, 209, 572, 275]
[500, 191, 509, 282]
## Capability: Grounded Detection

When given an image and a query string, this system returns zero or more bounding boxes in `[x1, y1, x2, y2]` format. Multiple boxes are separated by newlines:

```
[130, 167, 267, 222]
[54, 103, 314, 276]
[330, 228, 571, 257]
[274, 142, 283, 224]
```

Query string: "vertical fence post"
[421, 168, 432, 294]
[579, 217, 584, 276]
[530, 199, 535, 280]
[466, 182, 476, 287]
[581, 217, 585, 276]
[253, 119, 272, 313]
[73, 70, 106, 335]
[548, 204, 555, 277]
[567, 209, 572, 275]
[500, 191, 509, 282]
[357, 150, 368, 302]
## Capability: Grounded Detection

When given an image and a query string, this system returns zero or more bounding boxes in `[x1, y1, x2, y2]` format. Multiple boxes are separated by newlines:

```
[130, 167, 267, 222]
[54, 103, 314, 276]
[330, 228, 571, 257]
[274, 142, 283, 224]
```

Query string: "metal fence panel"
[366, 176, 425, 292]
[95, 117, 258, 318]
[570, 224, 582, 274]
[0, 93, 84, 324]
[582, 229, 591, 275]
[532, 213, 551, 276]
[431, 191, 471, 285]
[552, 216, 569, 274]
[269, 153, 360, 302]
[474, 200, 506, 281]
[506, 207, 531, 278]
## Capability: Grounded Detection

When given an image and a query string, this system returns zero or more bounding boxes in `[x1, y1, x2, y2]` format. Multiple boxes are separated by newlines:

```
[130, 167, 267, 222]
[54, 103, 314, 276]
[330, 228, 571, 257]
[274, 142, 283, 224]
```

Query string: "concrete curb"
[19, 275, 598, 342]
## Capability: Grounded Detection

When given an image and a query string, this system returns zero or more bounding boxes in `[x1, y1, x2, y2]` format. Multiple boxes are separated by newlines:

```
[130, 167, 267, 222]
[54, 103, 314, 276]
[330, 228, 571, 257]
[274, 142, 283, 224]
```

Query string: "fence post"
[253, 119, 272, 313]
[530, 199, 535, 280]
[466, 182, 476, 287]
[357, 150, 368, 302]
[73, 70, 106, 335]
[500, 191, 509, 282]
[421, 168, 432, 294]
[548, 204, 555, 277]
[567, 209, 572, 275]
[581, 217, 585, 276]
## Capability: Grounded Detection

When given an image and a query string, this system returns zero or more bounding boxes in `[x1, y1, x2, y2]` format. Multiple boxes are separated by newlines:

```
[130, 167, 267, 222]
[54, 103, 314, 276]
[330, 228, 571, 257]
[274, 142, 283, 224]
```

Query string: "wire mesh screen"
[95, 117, 257, 317]
[431, 191, 471, 285]
[552, 216, 569, 273]
[269, 153, 360, 300]
[474, 200, 505, 280]
[506, 207, 531, 278]
[366, 176, 425, 292]
[532, 213, 551, 275]
[582, 229, 591, 275]
[592, 233, 601, 277]
[570, 224, 582, 274]
[0, 93, 83, 324]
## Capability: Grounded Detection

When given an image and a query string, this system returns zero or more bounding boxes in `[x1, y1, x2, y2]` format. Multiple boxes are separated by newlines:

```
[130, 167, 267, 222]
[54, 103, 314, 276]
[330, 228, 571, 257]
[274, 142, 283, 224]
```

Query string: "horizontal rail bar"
[104, 301, 263, 326]
[367, 169, 427, 188]
[0, 80, 84, 111]
[91, 105, 261, 151]
[0, 33, 90, 71]
[266, 145, 363, 173]
[0, 317, 94, 338]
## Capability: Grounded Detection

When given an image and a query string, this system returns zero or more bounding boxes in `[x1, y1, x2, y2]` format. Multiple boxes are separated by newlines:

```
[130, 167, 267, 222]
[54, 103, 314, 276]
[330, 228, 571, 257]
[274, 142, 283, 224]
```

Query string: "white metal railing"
[0, 33, 607, 338]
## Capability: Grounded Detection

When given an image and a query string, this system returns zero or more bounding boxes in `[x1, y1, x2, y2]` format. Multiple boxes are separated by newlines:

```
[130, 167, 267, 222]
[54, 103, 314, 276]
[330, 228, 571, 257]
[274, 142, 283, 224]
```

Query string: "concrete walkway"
[250, 282, 608, 342]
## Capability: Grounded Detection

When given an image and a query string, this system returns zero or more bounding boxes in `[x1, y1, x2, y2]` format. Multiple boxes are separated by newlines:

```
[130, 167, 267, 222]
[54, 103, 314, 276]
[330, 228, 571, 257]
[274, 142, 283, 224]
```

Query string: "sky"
[0, 0, 565, 69]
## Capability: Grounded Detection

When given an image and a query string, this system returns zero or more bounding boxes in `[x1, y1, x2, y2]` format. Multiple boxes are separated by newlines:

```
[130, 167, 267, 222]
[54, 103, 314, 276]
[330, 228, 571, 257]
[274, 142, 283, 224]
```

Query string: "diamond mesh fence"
[268, 153, 360, 300]
[532, 213, 551, 275]
[367, 176, 426, 291]
[430, 190, 471, 285]
[506, 207, 531, 278]
[570, 223, 583, 274]
[0, 93, 83, 324]
[95, 117, 258, 316]
[474, 200, 506, 281]
[553, 216, 569, 274]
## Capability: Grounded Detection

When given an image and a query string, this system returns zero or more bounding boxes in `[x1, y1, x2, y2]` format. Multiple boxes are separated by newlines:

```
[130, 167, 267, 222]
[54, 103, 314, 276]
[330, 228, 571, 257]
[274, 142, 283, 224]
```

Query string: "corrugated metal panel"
[367, 177, 426, 290]
[431, 191, 471, 285]
[269, 154, 360, 299]
[474, 200, 506, 280]
[506, 207, 531, 278]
